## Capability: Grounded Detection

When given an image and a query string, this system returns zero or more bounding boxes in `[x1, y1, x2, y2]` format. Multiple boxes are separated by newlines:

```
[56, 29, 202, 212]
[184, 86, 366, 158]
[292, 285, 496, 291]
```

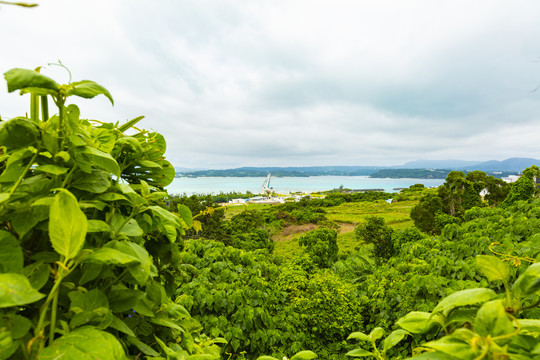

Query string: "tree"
[501, 166, 540, 207]
[355, 216, 394, 260]
[410, 193, 445, 234]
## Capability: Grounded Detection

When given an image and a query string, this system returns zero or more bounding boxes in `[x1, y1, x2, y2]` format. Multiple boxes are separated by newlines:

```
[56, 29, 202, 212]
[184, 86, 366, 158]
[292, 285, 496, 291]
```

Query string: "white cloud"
[1, 0, 540, 169]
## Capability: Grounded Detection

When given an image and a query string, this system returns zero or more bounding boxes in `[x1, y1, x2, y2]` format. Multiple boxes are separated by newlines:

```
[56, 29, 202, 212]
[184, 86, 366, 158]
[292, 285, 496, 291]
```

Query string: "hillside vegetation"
[1, 67, 539, 360]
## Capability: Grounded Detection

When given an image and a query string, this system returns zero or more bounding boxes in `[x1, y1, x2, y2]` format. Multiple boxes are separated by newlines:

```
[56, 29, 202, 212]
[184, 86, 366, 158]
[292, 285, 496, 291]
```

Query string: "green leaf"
[518, 319, 540, 332]
[22, 263, 50, 290]
[432, 288, 497, 315]
[290, 350, 318, 360]
[117, 116, 145, 133]
[49, 190, 88, 261]
[76, 146, 120, 177]
[177, 204, 193, 227]
[0, 330, 17, 360]
[39, 327, 128, 359]
[396, 311, 435, 334]
[86, 220, 111, 233]
[106, 241, 151, 285]
[347, 331, 371, 342]
[66, 80, 114, 105]
[108, 288, 145, 312]
[0, 117, 40, 149]
[4, 68, 59, 93]
[476, 255, 510, 282]
[369, 327, 385, 341]
[422, 330, 476, 359]
[255, 357, 280, 360]
[127, 337, 160, 357]
[109, 315, 135, 337]
[345, 348, 374, 357]
[382, 329, 409, 352]
[0, 231, 23, 273]
[512, 262, 540, 297]
[83, 248, 140, 266]
[11, 203, 49, 238]
[69, 289, 109, 313]
[474, 300, 514, 338]
[71, 170, 111, 193]
[407, 352, 459, 359]
[0, 273, 45, 308]
[34, 164, 69, 175]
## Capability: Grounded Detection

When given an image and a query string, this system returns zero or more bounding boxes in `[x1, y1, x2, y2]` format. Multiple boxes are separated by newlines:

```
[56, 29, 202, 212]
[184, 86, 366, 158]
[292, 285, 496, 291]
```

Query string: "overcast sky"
[2, 1, 540, 169]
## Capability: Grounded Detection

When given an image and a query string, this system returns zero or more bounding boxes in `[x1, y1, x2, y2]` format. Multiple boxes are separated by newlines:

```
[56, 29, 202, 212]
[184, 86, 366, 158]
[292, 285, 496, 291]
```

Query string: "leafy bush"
[177, 240, 305, 359]
[298, 228, 339, 268]
[277, 267, 365, 353]
[0, 68, 219, 359]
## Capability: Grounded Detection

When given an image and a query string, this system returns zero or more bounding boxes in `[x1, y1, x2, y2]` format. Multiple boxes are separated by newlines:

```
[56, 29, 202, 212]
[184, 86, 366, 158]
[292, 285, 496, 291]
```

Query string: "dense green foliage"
[298, 228, 339, 268]
[0, 69, 221, 359]
[1, 66, 539, 360]
[410, 170, 511, 234]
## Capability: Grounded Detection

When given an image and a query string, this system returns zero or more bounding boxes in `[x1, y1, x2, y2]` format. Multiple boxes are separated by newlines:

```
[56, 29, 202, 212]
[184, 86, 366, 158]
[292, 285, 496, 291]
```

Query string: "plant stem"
[8, 151, 37, 197]
[40, 95, 49, 121]
[30, 93, 39, 122]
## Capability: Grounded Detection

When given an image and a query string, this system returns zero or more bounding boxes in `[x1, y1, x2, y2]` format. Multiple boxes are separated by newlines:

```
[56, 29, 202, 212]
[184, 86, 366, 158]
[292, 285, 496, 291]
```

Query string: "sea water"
[165, 176, 445, 196]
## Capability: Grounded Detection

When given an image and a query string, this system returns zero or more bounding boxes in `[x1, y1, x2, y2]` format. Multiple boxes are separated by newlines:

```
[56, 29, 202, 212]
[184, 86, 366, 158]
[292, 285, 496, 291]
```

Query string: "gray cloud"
[1, 0, 540, 169]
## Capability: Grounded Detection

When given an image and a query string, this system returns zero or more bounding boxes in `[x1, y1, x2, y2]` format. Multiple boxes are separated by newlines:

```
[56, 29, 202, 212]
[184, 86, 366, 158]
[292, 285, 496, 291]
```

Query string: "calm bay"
[165, 176, 445, 196]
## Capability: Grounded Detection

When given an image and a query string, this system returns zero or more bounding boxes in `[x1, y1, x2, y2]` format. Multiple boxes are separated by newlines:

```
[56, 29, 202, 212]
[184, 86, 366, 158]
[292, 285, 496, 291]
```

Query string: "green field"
[273, 199, 418, 258]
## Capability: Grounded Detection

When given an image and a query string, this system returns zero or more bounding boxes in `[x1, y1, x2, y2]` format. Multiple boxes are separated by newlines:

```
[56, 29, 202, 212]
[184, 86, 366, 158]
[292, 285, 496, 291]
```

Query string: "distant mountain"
[463, 158, 540, 172]
[176, 166, 382, 177]
[174, 158, 540, 178]
[399, 159, 481, 169]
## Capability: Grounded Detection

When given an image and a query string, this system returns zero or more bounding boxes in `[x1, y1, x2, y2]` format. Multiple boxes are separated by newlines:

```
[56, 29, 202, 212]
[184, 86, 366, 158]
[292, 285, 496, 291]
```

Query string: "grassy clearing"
[325, 200, 416, 228]
[221, 203, 274, 219]
[273, 199, 418, 258]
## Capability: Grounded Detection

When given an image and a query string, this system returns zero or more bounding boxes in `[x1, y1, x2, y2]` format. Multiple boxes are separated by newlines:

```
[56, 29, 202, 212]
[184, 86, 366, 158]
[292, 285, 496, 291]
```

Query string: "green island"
[1, 46, 539, 360]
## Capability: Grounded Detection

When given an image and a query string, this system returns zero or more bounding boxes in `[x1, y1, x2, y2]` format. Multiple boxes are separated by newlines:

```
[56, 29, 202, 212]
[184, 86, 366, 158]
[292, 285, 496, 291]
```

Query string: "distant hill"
[399, 159, 481, 169]
[174, 158, 540, 178]
[176, 166, 382, 177]
[462, 158, 540, 172]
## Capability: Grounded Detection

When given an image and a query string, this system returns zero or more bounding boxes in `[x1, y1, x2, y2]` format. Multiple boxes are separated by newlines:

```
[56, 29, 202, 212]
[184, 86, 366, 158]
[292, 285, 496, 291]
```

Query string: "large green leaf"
[345, 348, 374, 357]
[0, 231, 23, 273]
[0, 117, 40, 150]
[177, 204, 193, 228]
[0, 273, 45, 308]
[382, 329, 409, 352]
[290, 350, 317, 360]
[106, 241, 151, 285]
[49, 190, 88, 261]
[396, 311, 435, 334]
[71, 170, 111, 193]
[4, 68, 59, 93]
[76, 146, 120, 177]
[347, 331, 371, 342]
[432, 288, 497, 315]
[476, 255, 510, 282]
[83, 248, 140, 266]
[108, 288, 145, 312]
[66, 80, 114, 105]
[34, 164, 69, 175]
[473, 300, 514, 338]
[512, 262, 540, 297]
[39, 327, 127, 359]
[422, 330, 476, 359]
